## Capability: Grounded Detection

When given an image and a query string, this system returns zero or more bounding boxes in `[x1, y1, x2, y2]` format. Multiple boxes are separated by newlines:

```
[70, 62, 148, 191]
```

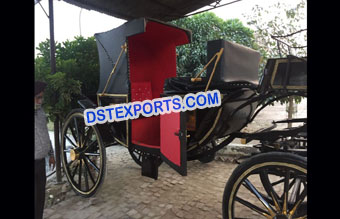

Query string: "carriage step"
[141, 156, 159, 180]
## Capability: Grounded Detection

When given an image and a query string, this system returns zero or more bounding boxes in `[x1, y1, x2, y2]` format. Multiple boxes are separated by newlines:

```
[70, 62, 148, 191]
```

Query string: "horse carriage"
[60, 18, 307, 218]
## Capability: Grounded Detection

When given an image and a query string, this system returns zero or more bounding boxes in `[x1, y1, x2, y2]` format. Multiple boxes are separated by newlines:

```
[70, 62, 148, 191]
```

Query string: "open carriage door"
[125, 18, 191, 177]
[160, 111, 187, 176]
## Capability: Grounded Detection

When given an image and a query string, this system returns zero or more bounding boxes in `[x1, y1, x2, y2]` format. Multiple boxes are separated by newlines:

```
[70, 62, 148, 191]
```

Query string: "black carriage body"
[163, 39, 262, 151]
[260, 57, 307, 91]
[62, 17, 307, 198]
[206, 39, 261, 85]
[93, 18, 275, 177]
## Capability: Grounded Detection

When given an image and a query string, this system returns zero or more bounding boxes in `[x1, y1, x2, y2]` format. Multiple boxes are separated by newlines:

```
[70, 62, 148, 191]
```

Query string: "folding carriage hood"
[94, 18, 192, 95]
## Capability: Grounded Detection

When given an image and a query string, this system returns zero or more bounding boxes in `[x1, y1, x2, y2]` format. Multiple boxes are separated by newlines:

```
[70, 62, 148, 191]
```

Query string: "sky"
[34, 0, 306, 57]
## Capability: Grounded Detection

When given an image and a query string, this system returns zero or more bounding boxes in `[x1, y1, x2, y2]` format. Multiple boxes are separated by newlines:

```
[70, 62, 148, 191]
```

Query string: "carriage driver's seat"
[163, 39, 261, 94]
[163, 40, 261, 144]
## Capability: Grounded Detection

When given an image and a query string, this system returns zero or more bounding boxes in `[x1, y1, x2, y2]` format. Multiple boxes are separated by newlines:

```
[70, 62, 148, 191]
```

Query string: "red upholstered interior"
[129, 21, 189, 148]
[130, 82, 152, 102]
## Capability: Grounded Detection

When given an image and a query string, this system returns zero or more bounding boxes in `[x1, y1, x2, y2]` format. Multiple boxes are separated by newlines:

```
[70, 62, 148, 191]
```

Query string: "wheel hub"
[70, 149, 80, 161]
[273, 214, 289, 219]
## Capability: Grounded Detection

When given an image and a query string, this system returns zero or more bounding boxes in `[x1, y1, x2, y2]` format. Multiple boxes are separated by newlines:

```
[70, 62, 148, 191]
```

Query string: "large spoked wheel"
[222, 152, 307, 219]
[61, 108, 106, 197]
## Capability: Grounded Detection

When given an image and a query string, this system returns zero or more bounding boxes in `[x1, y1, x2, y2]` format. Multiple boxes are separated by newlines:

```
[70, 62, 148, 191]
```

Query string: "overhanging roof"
[63, 0, 218, 21]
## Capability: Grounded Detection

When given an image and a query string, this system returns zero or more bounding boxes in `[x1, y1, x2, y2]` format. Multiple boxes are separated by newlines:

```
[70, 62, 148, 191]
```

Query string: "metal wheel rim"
[61, 111, 105, 196]
[228, 162, 307, 219]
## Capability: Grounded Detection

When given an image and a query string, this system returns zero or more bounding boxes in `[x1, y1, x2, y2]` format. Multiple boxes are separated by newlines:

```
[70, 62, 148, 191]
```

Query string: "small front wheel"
[222, 152, 307, 219]
[61, 109, 106, 197]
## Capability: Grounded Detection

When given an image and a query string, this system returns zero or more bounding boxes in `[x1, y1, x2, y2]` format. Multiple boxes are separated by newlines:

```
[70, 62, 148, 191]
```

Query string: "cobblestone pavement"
[43, 99, 307, 219]
[44, 146, 238, 219]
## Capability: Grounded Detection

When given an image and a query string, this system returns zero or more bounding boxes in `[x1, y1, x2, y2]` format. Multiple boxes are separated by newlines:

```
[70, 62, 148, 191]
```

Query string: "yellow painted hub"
[70, 149, 79, 161]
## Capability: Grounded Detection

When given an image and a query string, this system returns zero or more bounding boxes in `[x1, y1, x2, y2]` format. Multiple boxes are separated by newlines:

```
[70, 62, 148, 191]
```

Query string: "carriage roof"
[63, 0, 217, 22]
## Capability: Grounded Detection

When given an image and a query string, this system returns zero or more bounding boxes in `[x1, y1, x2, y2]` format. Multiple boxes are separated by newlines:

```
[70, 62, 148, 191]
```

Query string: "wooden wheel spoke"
[73, 117, 81, 145]
[64, 134, 78, 148]
[77, 120, 86, 147]
[271, 178, 285, 187]
[83, 158, 96, 185]
[270, 191, 281, 213]
[78, 160, 82, 188]
[261, 169, 282, 212]
[288, 177, 297, 191]
[282, 169, 291, 214]
[66, 160, 74, 168]
[83, 128, 94, 147]
[289, 178, 302, 204]
[85, 156, 100, 173]
[71, 162, 79, 179]
[235, 196, 270, 217]
[68, 124, 78, 145]
[83, 140, 98, 154]
[289, 185, 307, 216]
[83, 160, 89, 191]
[84, 153, 100, 156]
[243, 179, 276, 216]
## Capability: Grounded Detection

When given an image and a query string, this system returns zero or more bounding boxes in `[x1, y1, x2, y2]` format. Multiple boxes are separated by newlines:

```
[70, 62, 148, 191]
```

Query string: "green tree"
[171, 12, 258, 77]
[35, 36, 99, 122]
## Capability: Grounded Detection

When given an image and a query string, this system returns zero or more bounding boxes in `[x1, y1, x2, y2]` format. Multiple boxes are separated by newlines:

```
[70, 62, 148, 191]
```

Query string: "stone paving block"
[112, 211, 126, 218]
[48, 213, 62, 219]
[91, 211, 103, 219]
[126, 209, 138, 217]
[140, 183, 149, 188]
[175, 210, 184, 218]
[141, 207, 151, 215]
[43, 146, 247, 219]
[101, 208, 116, 217]
[165, 204, 173, 209]
[70, 211, 91, 219]
[132, 213, 142, 219]
[182, 205, 191, 211]
[43, 208, 55, 218]
[183, 212, 194, 219]
[147, 211, 156, 217]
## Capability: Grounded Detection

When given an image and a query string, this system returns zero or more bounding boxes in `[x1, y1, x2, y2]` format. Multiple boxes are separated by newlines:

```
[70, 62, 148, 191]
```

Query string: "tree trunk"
[287, 96, 294, 128]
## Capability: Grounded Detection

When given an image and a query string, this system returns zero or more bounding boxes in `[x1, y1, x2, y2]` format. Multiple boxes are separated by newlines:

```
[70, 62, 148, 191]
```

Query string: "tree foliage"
[244, 0, 307, 105]
[171, 12, 257, 77]
[35, 36, 99, 121]
[245, 0, 307, 73]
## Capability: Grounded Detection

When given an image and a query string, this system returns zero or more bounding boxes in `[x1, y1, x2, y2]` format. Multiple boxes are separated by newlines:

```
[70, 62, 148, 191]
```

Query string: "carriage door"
[160, 111, 187, 176]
